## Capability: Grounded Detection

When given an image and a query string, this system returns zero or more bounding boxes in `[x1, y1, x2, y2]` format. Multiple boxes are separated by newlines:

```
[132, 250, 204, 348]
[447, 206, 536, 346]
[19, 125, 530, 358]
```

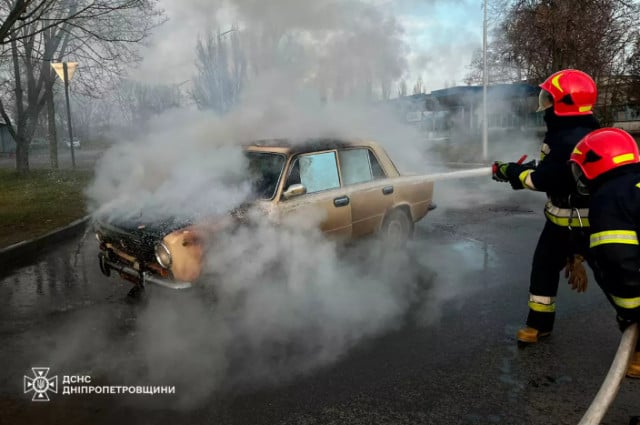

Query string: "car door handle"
[333, 196, 350, 207]
[382, 186, 394, 195]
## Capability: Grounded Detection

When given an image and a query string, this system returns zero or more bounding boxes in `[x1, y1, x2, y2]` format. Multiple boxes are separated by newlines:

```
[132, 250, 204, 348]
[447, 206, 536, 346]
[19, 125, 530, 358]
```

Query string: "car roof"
[244, 138, 381, 155]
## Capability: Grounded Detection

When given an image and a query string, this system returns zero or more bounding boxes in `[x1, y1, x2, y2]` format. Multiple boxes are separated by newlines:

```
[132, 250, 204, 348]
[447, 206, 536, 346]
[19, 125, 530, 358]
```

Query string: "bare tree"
[113, 79, 182, 132]
[68, 93, 118, 142]
[412, 76, 424, 94]
[503, 0, 640, 125]
[466, 0, 639, 83]
[191, 27, 247, 114]
[380, 79, 391, 100]
[0, 1, 165, 45]
[500, 0, 639, 81]
[465, 0, 528, 85]
[466, 0, 640, 124]
[397, 78, 407, 97]
[626, 34, 640, 112]
[0, 0, 164, 172]
[0, 0, 84, 45]
[465, 39, 525, 85]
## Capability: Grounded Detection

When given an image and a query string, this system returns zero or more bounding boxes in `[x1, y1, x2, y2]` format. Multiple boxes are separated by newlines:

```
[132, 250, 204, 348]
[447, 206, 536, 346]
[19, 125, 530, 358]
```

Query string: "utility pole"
[51, 62, 78, 169]
[482, 0, 488, 161]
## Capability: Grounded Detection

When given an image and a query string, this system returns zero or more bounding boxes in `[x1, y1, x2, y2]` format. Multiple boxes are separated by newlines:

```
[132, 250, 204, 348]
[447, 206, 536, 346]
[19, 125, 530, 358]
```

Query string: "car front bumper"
[98, 251, 193, 290]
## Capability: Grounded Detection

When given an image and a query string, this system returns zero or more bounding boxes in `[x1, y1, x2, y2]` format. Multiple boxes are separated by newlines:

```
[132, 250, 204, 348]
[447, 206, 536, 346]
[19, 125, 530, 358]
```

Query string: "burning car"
[94, 139, 435, 291]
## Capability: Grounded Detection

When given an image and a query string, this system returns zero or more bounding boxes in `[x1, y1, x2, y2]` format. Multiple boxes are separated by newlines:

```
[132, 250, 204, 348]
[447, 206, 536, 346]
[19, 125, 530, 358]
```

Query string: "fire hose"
[578, 323, 639, 425]
[418, 166, 493, 182]
[411, 154, 528, 183]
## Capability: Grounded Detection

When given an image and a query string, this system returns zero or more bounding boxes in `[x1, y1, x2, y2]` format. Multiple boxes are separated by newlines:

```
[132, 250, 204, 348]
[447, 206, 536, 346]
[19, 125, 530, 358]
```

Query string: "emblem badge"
[24, 367, 58, 402]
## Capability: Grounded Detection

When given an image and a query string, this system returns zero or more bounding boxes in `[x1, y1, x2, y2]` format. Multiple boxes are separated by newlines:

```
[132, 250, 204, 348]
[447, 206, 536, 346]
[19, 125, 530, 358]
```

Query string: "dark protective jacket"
[530, 109, 600, 226]
[589, 163, 640, 321]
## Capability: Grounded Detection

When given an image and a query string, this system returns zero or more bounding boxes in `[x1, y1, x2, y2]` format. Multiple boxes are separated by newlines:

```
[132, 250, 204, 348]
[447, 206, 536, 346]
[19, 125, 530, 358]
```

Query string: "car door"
[277, 150, 352, 239]
[338, 147, 394, 238]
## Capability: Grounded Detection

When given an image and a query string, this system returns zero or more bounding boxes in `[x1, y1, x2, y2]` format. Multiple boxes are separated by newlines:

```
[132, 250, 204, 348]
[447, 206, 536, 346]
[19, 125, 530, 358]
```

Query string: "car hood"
[95, 213, 193, 239]
[94, 201, 258, 239]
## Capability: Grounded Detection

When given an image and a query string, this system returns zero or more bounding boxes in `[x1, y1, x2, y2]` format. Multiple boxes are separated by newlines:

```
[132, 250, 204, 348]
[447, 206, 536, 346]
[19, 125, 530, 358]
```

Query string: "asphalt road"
[0, 180, 638, 425]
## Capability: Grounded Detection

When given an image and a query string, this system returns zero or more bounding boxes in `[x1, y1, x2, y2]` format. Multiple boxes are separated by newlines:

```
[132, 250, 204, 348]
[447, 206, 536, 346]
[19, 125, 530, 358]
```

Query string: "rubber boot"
[517, 326, 551, 344]
[519, 309, 554, 345]
[627, 351, 640, 378]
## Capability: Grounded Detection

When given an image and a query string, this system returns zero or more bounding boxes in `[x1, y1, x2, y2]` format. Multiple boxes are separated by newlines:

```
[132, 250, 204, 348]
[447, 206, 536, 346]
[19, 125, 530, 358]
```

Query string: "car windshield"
[245, 151, 286, 200]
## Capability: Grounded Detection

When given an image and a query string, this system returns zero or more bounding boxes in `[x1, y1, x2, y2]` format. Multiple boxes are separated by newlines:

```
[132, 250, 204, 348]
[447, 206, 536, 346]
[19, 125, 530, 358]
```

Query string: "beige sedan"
[95, 139, 435, 290]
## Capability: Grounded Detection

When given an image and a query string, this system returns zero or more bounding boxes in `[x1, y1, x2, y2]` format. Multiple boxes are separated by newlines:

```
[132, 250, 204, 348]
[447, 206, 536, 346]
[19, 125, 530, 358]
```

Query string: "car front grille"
[99, 225, 157, 263]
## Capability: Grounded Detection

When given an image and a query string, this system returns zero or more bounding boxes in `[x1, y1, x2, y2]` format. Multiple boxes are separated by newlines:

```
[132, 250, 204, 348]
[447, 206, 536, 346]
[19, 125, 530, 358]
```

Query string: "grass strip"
[0, 169, 92, 249]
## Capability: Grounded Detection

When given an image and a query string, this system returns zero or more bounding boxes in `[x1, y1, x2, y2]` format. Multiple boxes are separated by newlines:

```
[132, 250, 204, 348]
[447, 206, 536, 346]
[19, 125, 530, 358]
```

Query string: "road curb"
[0, 215, 92, 266]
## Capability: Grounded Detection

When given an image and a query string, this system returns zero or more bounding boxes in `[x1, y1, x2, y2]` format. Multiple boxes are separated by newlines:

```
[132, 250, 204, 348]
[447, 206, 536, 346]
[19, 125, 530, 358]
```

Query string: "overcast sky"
[132, 0, 483, 94]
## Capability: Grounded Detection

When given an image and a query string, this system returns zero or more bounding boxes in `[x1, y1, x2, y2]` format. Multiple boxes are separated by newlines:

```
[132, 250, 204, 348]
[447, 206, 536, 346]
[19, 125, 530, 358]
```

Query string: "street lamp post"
[482, 0, 488, 161]
[51, 61, 78, 169]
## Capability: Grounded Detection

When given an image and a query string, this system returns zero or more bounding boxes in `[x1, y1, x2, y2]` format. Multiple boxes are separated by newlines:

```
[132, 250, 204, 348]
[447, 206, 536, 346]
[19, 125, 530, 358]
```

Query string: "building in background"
[389, 83, 542, 141]
[0, 123, 15, 155]
[598, 75, 640, 134]
[392, 80, 640, 140]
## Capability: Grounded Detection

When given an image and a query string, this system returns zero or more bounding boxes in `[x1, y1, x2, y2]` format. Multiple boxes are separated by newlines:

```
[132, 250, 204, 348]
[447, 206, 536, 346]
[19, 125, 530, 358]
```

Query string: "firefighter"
[568, 127, 640, 377]
[492, 69, 600, 344]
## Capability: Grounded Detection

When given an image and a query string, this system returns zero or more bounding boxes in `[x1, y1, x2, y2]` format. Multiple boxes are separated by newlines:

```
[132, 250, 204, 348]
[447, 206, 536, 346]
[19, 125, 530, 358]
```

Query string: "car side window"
[339, 148, 386, 185]
[295, 151, 340, 194]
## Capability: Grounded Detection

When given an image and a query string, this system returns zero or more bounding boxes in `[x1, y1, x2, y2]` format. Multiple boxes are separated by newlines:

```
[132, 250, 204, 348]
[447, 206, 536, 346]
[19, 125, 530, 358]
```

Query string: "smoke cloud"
[75, 0, 539, 406]
[83, 91, 437, 406]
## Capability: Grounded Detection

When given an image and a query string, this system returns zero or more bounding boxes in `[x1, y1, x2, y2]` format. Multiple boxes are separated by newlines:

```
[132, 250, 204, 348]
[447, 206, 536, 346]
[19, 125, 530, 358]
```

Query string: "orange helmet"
[539, 69, 597, 116]
[570, 128, 639, 183]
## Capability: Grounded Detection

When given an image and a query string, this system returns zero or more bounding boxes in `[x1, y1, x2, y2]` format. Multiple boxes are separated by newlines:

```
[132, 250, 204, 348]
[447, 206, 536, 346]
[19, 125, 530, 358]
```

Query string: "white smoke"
[78, 0, 536, 406]
[87, 110, 252, 222]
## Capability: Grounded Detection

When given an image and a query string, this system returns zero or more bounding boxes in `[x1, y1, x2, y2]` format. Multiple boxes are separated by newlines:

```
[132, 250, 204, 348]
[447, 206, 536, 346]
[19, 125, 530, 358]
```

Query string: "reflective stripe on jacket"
[590, 230, 640, 311]
[588, 166, 640, 317]
[590, 230, 639, 248]
[544, 201, 589, 228]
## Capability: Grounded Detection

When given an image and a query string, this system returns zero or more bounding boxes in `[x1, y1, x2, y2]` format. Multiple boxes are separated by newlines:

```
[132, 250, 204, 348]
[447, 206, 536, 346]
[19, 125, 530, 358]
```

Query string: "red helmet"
[570, 128, 639, 181]
[539, 69, 597, 116]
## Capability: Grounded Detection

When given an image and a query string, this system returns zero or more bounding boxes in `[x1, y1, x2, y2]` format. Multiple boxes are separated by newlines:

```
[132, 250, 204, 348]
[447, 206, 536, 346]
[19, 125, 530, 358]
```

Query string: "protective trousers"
[526, 219, 590, 332]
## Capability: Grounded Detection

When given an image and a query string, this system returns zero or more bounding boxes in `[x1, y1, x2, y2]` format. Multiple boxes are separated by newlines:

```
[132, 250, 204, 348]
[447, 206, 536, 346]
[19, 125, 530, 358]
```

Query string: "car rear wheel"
[381, 209, 413, 249]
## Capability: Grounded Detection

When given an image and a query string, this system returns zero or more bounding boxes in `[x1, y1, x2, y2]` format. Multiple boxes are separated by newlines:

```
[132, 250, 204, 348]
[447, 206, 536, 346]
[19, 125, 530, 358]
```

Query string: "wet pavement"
[0, 180, 638, 425]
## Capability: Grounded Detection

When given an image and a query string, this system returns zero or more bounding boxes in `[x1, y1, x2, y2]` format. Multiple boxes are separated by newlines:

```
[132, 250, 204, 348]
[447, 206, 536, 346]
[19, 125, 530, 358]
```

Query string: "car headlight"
[154, 241, 172, 268]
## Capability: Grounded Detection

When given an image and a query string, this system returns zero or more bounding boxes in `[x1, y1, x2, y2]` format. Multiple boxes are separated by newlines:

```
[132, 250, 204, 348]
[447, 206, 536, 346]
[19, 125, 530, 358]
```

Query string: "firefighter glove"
[493, 160, 536, 190]
[492, 161, 510, 182]
[564, 254, 588, 293]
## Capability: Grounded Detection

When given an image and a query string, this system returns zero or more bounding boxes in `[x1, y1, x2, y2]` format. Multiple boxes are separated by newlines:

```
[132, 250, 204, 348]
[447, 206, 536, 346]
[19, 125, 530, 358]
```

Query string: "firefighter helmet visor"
[537, 89, 553, 113]
[570, 162, 589, 195]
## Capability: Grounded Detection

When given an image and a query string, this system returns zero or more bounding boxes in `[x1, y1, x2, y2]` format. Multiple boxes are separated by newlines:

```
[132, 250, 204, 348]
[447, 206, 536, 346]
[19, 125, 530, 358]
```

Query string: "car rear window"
[339, 148, 386, 185]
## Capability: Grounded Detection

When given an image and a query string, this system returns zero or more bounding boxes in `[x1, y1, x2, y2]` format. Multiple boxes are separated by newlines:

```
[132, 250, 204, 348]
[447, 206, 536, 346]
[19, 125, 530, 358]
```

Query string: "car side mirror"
[282, 183, 306, 200]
